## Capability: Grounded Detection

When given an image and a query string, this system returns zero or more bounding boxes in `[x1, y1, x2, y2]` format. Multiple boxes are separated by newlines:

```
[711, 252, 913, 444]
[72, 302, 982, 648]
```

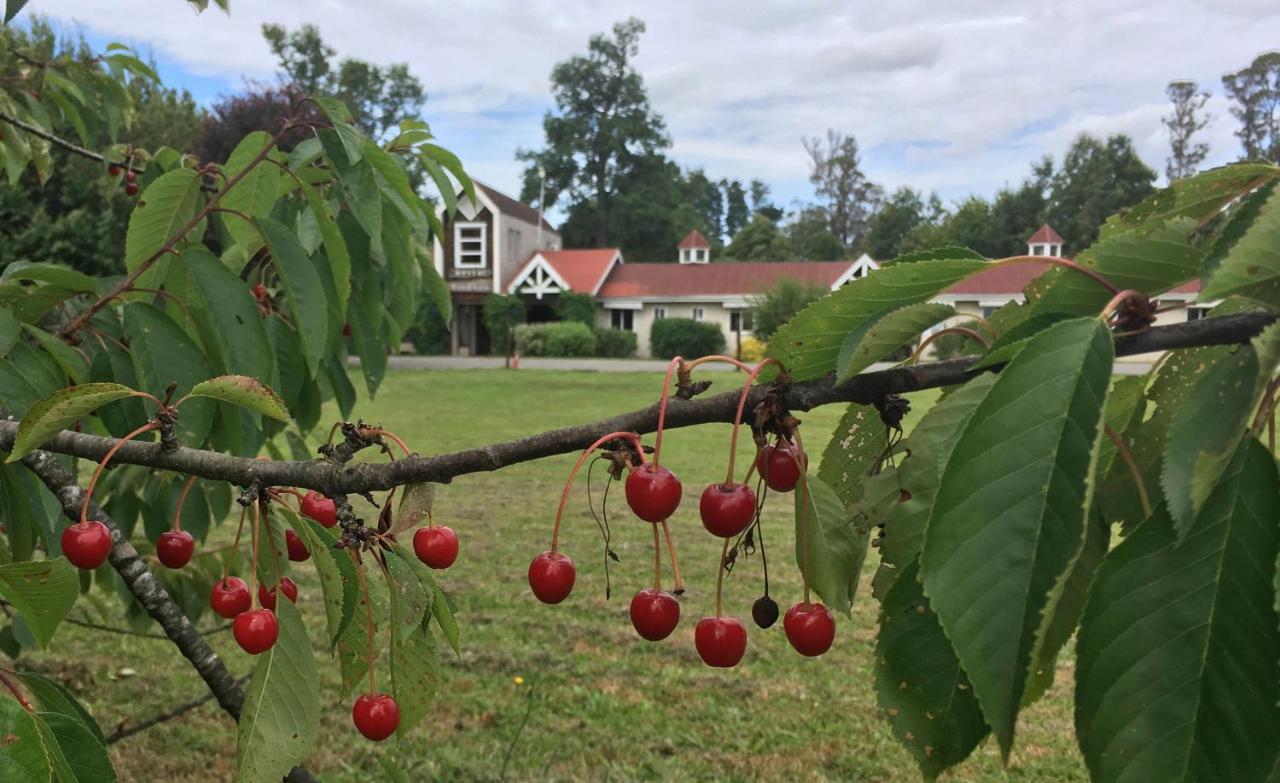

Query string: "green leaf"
[7, 383, 135, 462]
[767, 256, 988, 380]
[186, 375, 290, 423]
[1076, 440, 1280, 783]
[421, 142, 476, 206]
[876, 561, 987, 782]
[394, 483, 434, 537]
[122, 303, 214, 447]
[1201, 178, 1280, 307]
[281, 507, 357, 650]
[879, 374, 998, 575]
[385, 549, 441, 736]
[335, 552, 385, 693]
[419, 566, 461, 658]
[4, 0, 33, 25]
[255, 218, 331, 375]
[314, 98, 364, 164]
[0, 559, 79, 648]
[20, 326, 87, 385]
[1026, 217, 1202, 318]
[123, 168, 203, 289]
[300, 184, 350, 319]
[218, 131, 279, 251]
[816, 403, 884, 507]
[0, 306, 18, 356]
[920, 317, 1113, 756]
[318, 131, 381, 243]
[1160, 340, 1266, 536]
[1094, 376, 1148, 490]
[0, 698, 51, 782]
[184, 247, 276, 386]
[836, 302, 954, 382]
[794, 474, 868, 617]
[422, 257, 451, 323]
[40, 712, 115, 782]
[18, 674, 105, 745]
[1105, 162, 1278, 235]
[235, 599, 320, 783]
[1, 262, 96, 293]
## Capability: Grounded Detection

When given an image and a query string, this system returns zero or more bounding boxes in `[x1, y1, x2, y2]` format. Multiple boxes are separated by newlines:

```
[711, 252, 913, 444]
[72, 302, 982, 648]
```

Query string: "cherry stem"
[352, 553, 377, 695]
[991, 254, 1121, 295]
[681, 354, 754, 373]
[652, 523, 662, 591]
[324, 421, 342, 446]
[714, 537, 730, 618]
[1103, 424, 1151, 519]
[652, 356, 683, 467]
[170, 474, 198, 533]
[127, 390, 163, 408]
[79, 420, 158, 526]
[362, 427, 412, 457]
[910, 326, 991, 366]
[248, 498, 261, 605]
[725, 358, 782, 484]
[1250, 375, 1280, 436]
[1098, 289, 1150, 325]
[265, 507, 283, 589]
[550, 430, 647, 553]
[792, 427, 812, 605]
[221, 507, 247, 582]
[0, 670, 31, 712]
[659, 519, 684, 594]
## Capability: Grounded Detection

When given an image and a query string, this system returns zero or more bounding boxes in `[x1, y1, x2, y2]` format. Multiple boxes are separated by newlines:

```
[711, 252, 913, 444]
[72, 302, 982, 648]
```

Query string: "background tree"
[262, 23, 426, 142]
[1221, 51, 1280, 161]
[785, 207, 844, 260]
[191, 82, 315, 163]
[748, 278, 827, 340]
[482, 294, 527, 354]
[725, 212, 792, 261]
[1164, 80, 1212, 180]
[1046, 133, 1156, 252]
[987, 157, 1051, 255]
[803, 129, 883, 252]
[864, 187, 934, 260]
[517, 17, 668, 247]
[722, 178, 750, 238]
[750, 178, 783, 222]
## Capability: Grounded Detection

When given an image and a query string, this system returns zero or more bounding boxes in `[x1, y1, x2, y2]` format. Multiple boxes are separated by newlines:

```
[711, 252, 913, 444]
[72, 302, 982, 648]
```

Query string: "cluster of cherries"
[60, 450, 461, 742]
[526, 356, 837, 668]
[106, 158, 138, 196]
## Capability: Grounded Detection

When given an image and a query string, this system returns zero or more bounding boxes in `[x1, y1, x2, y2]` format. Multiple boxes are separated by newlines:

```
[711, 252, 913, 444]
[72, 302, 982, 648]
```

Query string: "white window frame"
[454, 222, 488, 269]
[692, 307, 705, 321]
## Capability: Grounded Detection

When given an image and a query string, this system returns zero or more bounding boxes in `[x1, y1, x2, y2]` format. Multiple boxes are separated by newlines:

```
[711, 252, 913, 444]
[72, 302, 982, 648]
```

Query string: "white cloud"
[30, 0, 1278, 208]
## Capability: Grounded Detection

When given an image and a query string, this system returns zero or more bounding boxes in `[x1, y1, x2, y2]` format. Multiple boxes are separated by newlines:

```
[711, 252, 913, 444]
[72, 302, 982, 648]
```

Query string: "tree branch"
[1, 310, 1272, 496]
[18, 450, 318, 783]
[105, 673, 252, 744]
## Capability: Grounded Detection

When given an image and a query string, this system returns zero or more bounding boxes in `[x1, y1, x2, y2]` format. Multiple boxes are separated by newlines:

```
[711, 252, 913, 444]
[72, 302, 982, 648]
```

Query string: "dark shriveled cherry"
[752, 595, 780, 629]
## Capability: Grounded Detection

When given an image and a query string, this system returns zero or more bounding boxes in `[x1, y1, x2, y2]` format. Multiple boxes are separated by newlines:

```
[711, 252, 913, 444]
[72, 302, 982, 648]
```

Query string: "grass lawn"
[24, 369, 1087, 782]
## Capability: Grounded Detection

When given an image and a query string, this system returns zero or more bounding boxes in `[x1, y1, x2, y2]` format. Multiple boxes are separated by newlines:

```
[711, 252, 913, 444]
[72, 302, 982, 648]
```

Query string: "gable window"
[455, 222, 487, 268]
[610, 310, 634, 331]
[692, 307, 705, 321]
[653, 306, 666, 320]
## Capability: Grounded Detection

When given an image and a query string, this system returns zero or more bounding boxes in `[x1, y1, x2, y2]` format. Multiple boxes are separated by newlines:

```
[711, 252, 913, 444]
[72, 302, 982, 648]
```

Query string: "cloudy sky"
[31, 0, 1280, 220]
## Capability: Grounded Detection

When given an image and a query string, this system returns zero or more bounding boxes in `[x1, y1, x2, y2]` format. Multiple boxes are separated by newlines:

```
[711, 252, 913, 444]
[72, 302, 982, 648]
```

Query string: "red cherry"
[125, 169, 136, 183]
[284, 528, 310, 562]
[528, 551, 575, 604]
[783, 602, 836, 657]
[342, 323, 352, 338]
[756, 443, 803, 493]
[125, 182, 138, 196]
[299, 491, 337, 528]
[252, 283, 268, 300]
[108, 163, 122, 177]
[233, 609, 279, 655]
[629, 589, 680, 641]
[698, 482, 756, 538]
[624, 464, 682, 523]
[352, 693, 400, 741]
[156, 530, 195, 569]
[413, 526, 459, 569]
[61, 521, 112, 570]
[210, 577, 252, 619]
[257, 577, 298, 611]
[695, 616, 748, 668]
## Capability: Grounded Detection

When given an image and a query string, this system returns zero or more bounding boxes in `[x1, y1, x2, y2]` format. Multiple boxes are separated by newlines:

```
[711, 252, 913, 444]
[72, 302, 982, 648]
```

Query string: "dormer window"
[455, 222, 487, 268]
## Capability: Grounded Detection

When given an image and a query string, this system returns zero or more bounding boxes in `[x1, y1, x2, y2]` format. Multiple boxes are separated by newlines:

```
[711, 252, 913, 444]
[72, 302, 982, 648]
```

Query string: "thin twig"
[105, 674, 252, 744]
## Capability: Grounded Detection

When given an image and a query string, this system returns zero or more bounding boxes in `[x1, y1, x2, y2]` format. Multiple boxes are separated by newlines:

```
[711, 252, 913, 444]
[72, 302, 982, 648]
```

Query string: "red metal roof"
[512, 249, 620, 294]
[1166, 279, 1202, 294]
[677, 229, 711, 250]
[597, 261, 853, 299]
[1027, 224, 1064, 245]
[944, 259, 1052, 295]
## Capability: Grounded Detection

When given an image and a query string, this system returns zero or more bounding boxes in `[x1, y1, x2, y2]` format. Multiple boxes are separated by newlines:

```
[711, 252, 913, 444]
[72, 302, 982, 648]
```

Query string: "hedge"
[514, 322, 597, 357]
[593, 327, 638, 358]
[649, 318, 726, 359]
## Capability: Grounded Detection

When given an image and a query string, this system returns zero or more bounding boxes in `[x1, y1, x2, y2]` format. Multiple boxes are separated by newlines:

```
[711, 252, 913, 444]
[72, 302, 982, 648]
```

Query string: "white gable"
[507, 254, 570, 300]
[830, 253, 880, 289]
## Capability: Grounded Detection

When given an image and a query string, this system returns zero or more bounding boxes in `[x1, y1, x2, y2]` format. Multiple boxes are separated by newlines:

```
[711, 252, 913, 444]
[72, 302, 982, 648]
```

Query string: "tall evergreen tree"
[1047, 134, 1156, 251]
[722, 179, 750, 238]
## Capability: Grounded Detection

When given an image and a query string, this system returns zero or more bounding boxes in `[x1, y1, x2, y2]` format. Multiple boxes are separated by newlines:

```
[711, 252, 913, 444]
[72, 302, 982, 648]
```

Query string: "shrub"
[514, 322, 598, 357]
[593, 328, 638, 358]
[483, 294, 526, 354]
[554, 291, 597, 326]
[748, 278, 828, 340]
[738, 335, 766, 362]
[405, 297, 450, 355]
[650, 318, 725, 359]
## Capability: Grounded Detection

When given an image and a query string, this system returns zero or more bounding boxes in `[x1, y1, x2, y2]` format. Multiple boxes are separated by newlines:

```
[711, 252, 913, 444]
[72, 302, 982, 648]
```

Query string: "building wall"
[598, 301, 748, 358]
[497, 213, 561, 295]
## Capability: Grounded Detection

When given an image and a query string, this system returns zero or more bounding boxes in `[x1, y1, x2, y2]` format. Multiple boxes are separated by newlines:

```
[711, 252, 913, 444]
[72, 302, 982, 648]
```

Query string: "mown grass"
[24, 369, 1087, 782]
